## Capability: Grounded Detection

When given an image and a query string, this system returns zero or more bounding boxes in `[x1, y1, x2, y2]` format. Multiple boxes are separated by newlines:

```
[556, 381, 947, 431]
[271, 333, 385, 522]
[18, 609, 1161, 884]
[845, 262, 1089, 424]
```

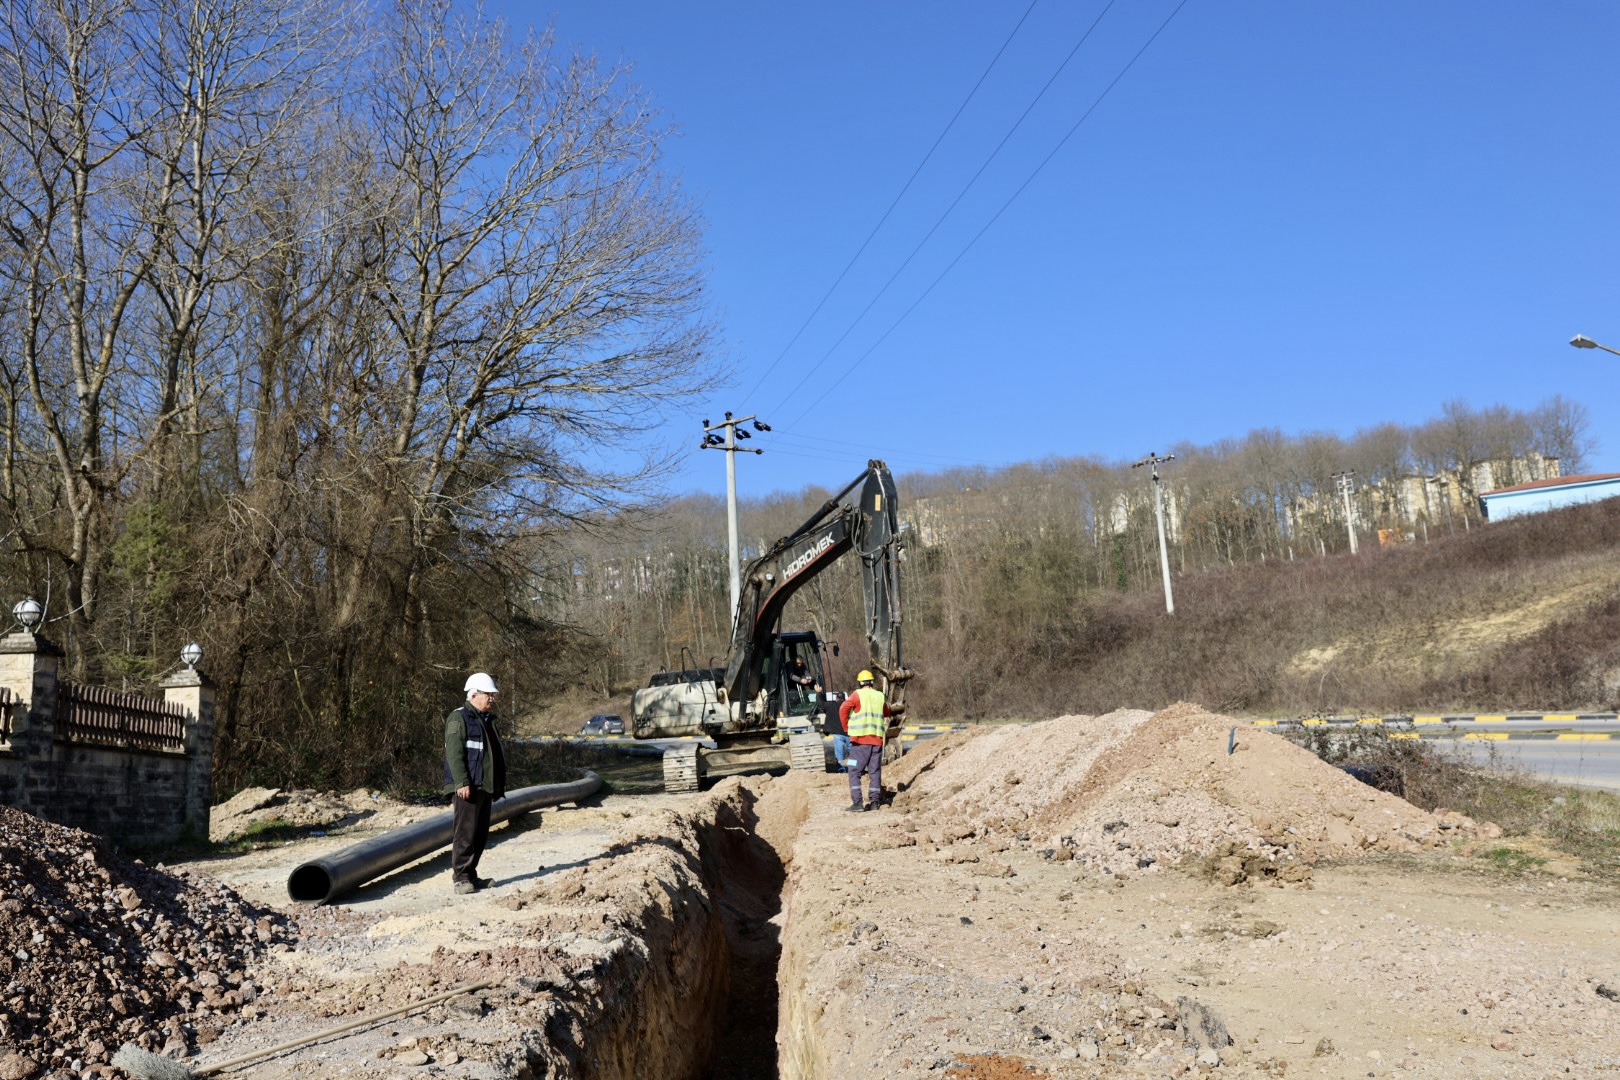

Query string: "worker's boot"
[454, 879, 476, 895]
[844, 802, 864, 812]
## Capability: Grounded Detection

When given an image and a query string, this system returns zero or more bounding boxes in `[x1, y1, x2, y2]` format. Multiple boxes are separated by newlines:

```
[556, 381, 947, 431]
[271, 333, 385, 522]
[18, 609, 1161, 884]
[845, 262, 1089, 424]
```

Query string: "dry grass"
[910, 495, 1620, 721]
[1285, 727, 1620, 879]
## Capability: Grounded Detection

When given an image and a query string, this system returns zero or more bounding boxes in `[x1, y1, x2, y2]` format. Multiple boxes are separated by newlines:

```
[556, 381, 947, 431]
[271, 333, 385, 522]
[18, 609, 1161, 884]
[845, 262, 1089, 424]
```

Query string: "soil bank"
[141, 708, 1620, 1080]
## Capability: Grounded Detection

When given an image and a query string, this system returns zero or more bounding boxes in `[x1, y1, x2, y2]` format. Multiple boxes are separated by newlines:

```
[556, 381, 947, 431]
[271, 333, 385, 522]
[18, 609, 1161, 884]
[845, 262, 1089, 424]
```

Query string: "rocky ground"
[208, 787, 438, 844]
[0, 807, 295, 1080]
[3, 704, 1618, 1080]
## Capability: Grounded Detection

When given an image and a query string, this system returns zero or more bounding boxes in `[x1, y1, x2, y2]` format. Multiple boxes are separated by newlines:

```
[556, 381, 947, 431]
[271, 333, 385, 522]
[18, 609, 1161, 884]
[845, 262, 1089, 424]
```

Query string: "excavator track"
[788, 731, 826, 772]
[662, 743, 702, 793]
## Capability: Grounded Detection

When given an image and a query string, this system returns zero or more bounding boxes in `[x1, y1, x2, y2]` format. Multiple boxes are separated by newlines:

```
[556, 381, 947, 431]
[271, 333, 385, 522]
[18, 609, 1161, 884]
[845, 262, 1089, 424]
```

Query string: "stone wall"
[0, 631, 213, 845]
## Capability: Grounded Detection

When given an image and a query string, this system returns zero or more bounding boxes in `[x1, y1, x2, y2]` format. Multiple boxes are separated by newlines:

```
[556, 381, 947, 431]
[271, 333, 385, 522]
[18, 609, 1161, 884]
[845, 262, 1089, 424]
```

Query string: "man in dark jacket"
[443, 672, 508, 894]
[821, 689, 849, 772]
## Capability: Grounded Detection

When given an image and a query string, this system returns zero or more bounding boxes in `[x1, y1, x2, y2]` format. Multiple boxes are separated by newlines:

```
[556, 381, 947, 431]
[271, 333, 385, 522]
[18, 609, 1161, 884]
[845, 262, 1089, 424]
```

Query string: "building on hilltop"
[1284, 451, 1562, 542]
[1479, 472, 1620, 522]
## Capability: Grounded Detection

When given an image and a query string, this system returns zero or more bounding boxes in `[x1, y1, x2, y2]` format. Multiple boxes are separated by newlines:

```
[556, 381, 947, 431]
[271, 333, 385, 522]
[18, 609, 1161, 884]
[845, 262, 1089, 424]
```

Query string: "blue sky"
[506, 1, 1620, 497]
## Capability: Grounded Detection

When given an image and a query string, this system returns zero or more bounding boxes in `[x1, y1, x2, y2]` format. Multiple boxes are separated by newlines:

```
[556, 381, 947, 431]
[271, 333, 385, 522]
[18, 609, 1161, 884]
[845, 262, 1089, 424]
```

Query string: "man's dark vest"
[445, 705, 500, 793]
[820, 691, 846, 735]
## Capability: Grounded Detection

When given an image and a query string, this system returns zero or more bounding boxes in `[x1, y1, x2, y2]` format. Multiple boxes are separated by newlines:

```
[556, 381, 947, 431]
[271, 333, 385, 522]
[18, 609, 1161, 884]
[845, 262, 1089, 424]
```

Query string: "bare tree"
[1531, 394, 1594, 474]
[0, 0, 342, 670]
[320, 0, 714, 637]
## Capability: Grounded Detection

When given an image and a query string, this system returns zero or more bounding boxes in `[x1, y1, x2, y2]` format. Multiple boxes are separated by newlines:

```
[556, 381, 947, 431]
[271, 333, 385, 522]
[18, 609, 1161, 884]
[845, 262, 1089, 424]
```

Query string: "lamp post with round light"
[11, 597, 41, 634]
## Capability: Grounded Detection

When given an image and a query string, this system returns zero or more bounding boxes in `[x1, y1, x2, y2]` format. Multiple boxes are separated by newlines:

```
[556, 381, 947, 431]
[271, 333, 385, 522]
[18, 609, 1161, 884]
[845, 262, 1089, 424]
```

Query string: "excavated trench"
[697, 792, 794, 1080]
[523, 776, 807, 1080]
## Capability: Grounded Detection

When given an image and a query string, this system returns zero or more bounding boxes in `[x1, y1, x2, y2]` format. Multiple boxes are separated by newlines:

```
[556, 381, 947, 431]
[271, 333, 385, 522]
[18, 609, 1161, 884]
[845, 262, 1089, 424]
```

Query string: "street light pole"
[1131, 452, 1176, 615]
[1570, 334, 1620, 357]
[700, 412, 770, 627]
[1332, 470, 1359, 555]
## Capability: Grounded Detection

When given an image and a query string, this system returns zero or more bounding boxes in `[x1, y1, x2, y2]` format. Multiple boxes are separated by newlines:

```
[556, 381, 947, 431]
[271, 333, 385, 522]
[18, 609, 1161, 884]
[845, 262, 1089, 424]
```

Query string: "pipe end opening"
[287, 863, 333, 904]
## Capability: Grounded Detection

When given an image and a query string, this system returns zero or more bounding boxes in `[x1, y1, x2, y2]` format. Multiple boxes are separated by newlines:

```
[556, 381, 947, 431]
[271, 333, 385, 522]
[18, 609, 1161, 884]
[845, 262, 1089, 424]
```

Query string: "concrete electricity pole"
[1426, 475, 1455, 536]
[701, 412, 770, 626]
[1332, 470, 1359, 554]
[1131, 452, 1177, 615]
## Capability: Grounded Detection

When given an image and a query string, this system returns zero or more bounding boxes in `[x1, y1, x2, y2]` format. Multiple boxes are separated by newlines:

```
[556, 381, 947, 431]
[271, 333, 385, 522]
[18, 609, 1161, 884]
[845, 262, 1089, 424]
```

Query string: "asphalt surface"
[1439, 736, 1620, 792]
[1252, 717, 1620, 792]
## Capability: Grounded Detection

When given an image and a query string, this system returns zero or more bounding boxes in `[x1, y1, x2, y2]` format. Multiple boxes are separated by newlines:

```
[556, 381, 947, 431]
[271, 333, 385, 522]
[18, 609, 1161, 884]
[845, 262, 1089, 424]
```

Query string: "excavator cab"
[768, 632, 831, 729]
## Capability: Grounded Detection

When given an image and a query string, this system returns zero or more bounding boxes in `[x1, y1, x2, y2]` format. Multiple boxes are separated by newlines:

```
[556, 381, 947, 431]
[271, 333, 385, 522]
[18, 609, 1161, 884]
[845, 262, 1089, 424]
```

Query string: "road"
[1251, 716, 1620, 792]
[1435, 735, 1620, 792]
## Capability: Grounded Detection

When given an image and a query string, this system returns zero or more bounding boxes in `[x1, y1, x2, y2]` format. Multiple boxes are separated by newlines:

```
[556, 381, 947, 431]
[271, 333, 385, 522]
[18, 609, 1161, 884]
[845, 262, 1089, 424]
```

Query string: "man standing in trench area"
[839, 669, 892, 811]
[444, 672, 508, 894]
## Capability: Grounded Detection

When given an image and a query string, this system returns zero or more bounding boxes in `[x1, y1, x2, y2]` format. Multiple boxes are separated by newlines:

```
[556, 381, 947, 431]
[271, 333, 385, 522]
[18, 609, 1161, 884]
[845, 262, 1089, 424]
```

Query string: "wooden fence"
[57, 682, 186, 753]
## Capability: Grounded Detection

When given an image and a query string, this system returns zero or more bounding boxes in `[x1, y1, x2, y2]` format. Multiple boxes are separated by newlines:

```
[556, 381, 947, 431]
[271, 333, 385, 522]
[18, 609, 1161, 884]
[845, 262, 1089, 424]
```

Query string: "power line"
[781, 0, 1192, 429]
[765, 0, 1119, 415]
[740, 0, 1041, 403]
[771, 431, 1004, 468]
[752, 443, 1023, 476]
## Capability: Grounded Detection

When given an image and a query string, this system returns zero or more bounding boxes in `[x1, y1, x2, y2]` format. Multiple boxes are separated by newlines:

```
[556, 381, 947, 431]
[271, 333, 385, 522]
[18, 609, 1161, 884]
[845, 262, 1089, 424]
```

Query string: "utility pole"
[1426, 476, 1455, 536]
[700, 412, 770, 627]
[1131, 452, 1177, 615]
[1332, 470, 1359, 555]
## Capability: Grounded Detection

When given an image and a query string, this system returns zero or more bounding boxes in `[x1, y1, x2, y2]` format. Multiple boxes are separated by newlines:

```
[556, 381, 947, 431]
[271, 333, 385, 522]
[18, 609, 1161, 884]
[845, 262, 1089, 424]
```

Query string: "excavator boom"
[723, 459, 908, 713]
[633, 459, 912, 790]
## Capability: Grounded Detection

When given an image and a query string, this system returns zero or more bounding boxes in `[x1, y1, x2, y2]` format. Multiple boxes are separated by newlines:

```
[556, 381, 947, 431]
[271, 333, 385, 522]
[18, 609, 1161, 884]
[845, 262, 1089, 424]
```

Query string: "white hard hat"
[464, 672, 499, 696]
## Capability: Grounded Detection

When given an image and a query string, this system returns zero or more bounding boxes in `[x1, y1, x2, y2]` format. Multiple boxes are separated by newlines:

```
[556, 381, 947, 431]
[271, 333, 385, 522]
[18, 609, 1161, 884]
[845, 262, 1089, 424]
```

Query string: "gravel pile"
[0, 806, 293, 1079]
[893, 703, 1501, 883]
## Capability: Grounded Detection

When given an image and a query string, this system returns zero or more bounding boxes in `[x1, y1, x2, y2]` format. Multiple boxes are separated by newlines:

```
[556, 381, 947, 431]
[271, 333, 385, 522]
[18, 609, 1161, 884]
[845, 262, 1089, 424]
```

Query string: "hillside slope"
[910, 496, 1620, 719]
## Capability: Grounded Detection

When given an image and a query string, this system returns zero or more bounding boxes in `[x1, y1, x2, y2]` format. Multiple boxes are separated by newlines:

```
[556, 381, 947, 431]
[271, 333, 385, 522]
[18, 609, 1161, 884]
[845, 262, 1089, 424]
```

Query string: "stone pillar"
[0, 630, 62, 815]
[162, 667, 216, 841]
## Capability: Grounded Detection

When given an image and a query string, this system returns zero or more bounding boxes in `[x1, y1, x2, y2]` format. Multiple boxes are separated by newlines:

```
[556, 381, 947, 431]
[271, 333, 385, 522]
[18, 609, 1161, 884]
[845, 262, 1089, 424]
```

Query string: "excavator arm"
[722, 459, 912, 718]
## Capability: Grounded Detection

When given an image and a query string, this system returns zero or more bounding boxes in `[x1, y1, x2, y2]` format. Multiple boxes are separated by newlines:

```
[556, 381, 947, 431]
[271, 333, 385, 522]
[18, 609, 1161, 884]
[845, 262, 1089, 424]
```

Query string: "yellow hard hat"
[857, 670, 875, 684]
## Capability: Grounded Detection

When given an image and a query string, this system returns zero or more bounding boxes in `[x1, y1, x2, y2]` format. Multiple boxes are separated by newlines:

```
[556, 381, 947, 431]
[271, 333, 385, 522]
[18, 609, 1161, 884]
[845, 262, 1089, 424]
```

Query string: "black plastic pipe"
[286, 771, 601, 904]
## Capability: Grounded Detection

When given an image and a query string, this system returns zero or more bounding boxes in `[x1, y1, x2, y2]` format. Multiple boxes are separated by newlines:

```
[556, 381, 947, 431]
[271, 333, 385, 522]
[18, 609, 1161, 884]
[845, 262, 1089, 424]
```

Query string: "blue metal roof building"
[1479, 472, 1620, 522]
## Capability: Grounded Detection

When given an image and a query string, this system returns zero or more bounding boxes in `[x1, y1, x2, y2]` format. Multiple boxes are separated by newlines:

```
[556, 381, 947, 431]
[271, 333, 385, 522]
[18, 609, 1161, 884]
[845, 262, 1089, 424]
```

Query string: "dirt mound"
[885, 726, 984, 791]
[0, 806, 293, 1077]
[897, 704, 1498, 882]
[893, 709, 1154, 834]
[209, 787, 431, 843]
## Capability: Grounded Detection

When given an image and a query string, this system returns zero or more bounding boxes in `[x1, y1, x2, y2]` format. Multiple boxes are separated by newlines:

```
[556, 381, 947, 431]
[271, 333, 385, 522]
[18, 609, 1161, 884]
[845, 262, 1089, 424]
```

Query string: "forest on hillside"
[546, 396, 1605, 724]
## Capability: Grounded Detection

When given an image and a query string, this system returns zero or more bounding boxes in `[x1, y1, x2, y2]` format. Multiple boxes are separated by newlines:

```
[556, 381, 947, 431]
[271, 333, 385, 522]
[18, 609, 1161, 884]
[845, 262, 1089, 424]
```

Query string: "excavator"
[631, 460, 912, 792]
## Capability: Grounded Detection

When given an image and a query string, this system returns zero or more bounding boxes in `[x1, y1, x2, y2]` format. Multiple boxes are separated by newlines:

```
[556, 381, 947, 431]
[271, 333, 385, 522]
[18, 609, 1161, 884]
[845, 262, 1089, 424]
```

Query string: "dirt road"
[778, 773, 1620, 1078]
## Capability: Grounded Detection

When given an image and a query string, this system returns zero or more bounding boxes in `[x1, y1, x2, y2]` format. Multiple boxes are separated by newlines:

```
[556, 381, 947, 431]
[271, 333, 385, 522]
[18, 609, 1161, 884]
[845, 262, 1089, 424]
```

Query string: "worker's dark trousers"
[848, 743, 882, 806]
[451, 789, 493, 883]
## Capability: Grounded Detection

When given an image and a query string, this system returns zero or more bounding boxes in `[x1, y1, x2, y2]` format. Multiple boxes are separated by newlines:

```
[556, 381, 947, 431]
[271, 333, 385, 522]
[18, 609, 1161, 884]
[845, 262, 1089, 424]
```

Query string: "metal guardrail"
[1253, 713, 1620, 727]
[1255, 714, 1620, 742]
[57, 682, 186, 752]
